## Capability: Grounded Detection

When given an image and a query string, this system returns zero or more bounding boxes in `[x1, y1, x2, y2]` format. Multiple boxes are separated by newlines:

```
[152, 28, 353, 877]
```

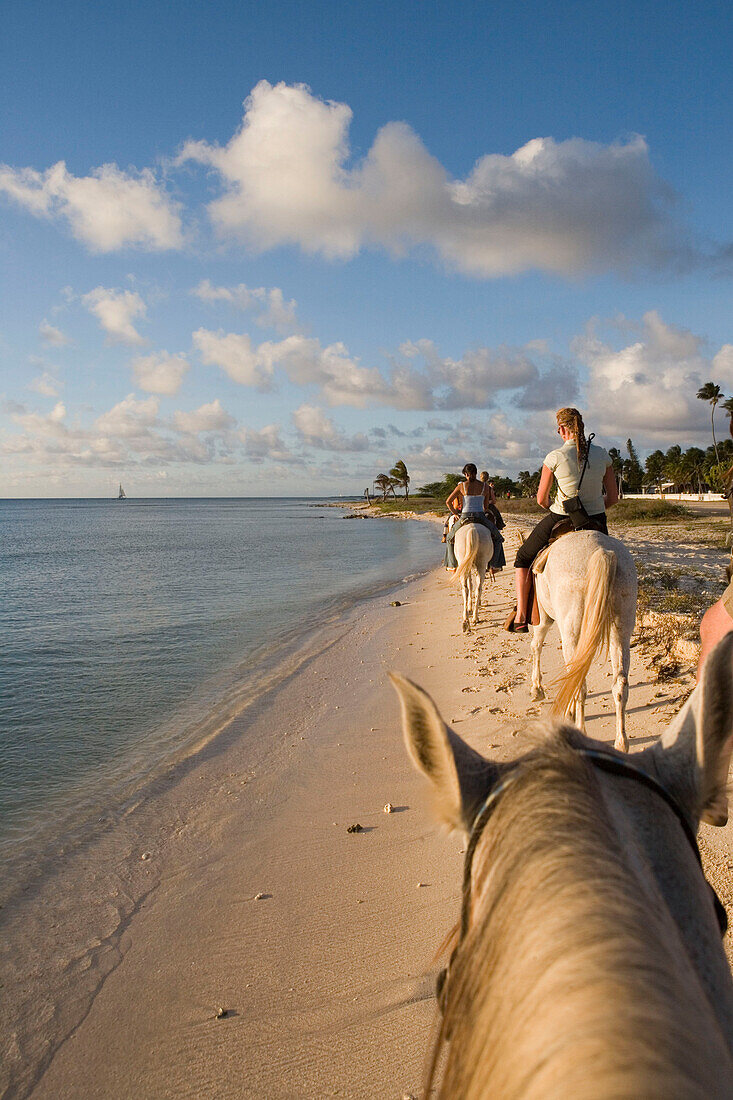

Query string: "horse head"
[390, 635, 733, 1097]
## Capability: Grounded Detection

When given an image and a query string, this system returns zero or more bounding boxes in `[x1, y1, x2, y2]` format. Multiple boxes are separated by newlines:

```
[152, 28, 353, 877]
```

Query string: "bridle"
[436, 746, 728, 1014]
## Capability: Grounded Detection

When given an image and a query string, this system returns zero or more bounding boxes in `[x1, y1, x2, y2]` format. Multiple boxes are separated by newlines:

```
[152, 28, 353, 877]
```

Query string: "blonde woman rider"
[510, 407, 618, 632]
[444, 463, 505, 572]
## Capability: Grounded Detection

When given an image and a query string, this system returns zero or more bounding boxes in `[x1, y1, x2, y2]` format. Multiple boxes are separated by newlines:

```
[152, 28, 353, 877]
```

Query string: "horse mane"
[430, 725, 726, 1098]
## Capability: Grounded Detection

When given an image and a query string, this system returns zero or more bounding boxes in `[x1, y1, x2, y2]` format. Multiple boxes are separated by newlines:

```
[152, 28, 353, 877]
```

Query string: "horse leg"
[559, 619, 586, 730]
[610, 620, 630, 752]
[462, 577, 471, 633]
[472, 570, 483, 624]
[530, 612, 552, 701]
[574, 681, 588, 731]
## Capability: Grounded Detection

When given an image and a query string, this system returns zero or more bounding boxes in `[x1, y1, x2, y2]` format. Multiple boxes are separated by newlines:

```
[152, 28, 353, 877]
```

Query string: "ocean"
[0, 497, 438, 895]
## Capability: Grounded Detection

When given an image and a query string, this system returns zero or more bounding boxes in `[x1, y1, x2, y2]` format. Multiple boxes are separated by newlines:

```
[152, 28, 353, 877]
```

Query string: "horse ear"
[657, 633, 733, 826]
[390, 673, 498, 833]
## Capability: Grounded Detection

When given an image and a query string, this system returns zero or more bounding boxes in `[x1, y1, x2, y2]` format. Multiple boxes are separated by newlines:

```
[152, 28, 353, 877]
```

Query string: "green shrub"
[612, 499, 692, 521]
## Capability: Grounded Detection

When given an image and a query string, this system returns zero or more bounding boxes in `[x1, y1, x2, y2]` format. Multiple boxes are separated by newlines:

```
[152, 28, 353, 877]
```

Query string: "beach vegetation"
[610, 499, 691, 522]
[696, 381, 723, 464]
[416, 472, 464, 498]
[389, 460, 411, 500]
[373, 473, 397, 500]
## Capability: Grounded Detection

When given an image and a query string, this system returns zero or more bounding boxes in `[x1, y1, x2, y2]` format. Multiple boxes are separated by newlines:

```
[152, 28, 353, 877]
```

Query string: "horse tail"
[454, 525, 481, 583]
[553, 547, 616, 717]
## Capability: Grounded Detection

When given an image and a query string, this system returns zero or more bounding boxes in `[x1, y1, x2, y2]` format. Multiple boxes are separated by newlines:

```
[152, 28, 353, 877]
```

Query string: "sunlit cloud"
[83, 286, 147, 345]
[173, 399, 235, 433]
[179, 80, 695, 278]
[39, 319, 72, 347]
[239, 423, 293, 463]
[577, 311, 733, 442]
[293, 404, 369, 451]
[28, 371, 63, 398]
[0, 161, 183, 252]
[192, 280, 298, 331]
[132, 351, 190, 395]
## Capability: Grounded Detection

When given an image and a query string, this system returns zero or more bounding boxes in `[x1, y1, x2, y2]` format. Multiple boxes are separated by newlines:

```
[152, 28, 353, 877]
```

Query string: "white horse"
[454, 523, 494, 634]
[530, 529, 637, 752]
[391, 639, 733, 1098]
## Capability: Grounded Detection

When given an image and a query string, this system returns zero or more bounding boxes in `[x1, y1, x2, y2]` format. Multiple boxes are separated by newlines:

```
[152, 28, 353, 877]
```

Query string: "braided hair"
[556, 407, 588, 465]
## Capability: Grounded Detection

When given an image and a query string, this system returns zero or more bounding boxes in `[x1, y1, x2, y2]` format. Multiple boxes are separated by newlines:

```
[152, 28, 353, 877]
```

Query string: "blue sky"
[1, 0, 732, 496]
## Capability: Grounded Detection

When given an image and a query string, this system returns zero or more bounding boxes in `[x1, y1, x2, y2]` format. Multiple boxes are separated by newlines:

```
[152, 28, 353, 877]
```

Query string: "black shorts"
[514, 511, 608, 569]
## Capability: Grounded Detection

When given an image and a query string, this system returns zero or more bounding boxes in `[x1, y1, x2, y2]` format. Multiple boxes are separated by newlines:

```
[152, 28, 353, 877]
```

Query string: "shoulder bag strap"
[576, 432, 595, 493]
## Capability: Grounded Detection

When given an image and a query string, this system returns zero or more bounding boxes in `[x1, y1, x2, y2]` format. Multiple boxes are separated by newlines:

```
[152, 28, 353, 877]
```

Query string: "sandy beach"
[3, 515, 733, 1099]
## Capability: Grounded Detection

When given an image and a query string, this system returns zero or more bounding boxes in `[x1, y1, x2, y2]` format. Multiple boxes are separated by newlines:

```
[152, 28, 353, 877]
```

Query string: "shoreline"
[1, 510, 439, 907]
[0, 560, 441, 1100]
[3, 518, 733, 1098]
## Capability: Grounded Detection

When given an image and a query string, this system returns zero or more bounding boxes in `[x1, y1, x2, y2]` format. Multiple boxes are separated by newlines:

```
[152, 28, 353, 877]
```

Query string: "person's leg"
[479, 516, 505, 569]
[515, 567, 532, 625]
[511, 512, 558, 625]
[444, 516, 464, 571]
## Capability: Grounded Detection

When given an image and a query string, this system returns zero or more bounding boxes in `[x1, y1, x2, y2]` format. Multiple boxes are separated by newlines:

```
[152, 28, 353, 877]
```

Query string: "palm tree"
[644, 449, 666, 494]
[373, 473, 396, 501]
[389, 460, 410, 501]
[664, 457, 686, 494]
[697, 382, 723, 464]
[682, 447, 706, 496]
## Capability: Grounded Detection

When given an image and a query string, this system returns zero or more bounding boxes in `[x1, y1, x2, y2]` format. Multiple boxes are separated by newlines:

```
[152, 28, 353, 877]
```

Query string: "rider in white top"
[510, 406, 618, 631]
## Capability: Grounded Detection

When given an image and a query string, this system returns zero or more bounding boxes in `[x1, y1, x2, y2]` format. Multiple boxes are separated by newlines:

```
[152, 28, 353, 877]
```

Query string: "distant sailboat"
[117, 484, 126, 500]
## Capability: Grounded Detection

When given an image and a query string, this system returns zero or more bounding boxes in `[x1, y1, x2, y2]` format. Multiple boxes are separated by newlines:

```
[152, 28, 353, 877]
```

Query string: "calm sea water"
[0, 498, 437, 873]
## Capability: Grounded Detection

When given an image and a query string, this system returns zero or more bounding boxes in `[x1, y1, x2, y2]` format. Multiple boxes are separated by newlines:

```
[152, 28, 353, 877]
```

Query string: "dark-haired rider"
[444, 463, 505, 573]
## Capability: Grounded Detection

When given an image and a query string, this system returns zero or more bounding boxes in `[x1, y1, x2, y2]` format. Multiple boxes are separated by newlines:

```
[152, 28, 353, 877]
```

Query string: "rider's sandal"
[513, 620, 529, 633]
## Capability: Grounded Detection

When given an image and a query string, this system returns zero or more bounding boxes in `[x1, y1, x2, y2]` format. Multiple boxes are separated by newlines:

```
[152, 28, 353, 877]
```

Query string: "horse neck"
[438, 736, 732, 1098]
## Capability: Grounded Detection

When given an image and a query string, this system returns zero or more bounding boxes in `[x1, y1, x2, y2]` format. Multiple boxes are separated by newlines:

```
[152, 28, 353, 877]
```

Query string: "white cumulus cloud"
[179, 80, 690, 278]
[174, 399, 235, 433]
[292, 404, 369, 451]
[39, 319, 71, 346]
[83, 287, 147, 345]
[239, 423, 293, 463]
[192, 328, 271, 388]
[191, 323, 563, 412]
[577, 311, 733, 442]
[132, 351, 190, 395]
[192, 280, 297, 331]
[28, 371, 63, 397]
[0, 161, 183, 252]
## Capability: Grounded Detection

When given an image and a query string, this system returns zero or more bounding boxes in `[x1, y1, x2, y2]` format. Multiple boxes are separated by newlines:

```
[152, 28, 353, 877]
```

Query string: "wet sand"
[3, 519, 733, 1098]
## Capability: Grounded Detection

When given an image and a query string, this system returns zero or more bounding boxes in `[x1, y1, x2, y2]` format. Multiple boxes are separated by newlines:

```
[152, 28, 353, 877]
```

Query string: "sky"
[1, 0, 732, 497]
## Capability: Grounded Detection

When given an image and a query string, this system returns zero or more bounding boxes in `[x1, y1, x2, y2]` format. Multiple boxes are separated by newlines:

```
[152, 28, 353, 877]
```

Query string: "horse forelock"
[433, 726, 731, 1098]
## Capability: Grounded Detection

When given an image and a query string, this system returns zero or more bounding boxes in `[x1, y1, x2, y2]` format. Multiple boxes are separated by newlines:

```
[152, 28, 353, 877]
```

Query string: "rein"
[436, 746, 727, 1014]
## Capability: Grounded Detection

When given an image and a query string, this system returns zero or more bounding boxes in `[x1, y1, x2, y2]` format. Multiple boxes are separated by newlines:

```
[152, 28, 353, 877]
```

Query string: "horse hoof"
[531, 687, 545, 702]
[614, 738, 629, 753]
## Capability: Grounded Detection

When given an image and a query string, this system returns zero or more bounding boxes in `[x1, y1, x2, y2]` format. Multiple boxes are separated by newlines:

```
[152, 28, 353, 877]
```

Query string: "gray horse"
[392, 636, 733, 1098]
[530, 529, 637, 752]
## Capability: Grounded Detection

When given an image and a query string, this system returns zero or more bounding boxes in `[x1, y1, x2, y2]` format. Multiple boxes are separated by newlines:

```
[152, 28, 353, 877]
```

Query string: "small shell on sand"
[384, 803, 393, 814]
[141, 852, 152, 860]
[254, 892, 267, 900]
[215, 1007, 229, 1019]
[347, 823, 364, 833]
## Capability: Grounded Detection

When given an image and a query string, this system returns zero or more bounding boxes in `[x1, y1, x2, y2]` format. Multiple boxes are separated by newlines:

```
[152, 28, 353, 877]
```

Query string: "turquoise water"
[0, 498, 437, 870]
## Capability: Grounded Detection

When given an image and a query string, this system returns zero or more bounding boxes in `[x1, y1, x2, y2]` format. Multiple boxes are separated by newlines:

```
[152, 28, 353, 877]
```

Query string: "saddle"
[532, 516, 605, 576]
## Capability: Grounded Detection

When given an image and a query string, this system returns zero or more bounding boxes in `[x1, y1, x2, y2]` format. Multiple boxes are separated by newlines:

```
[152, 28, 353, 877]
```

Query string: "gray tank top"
[462, 485, 485, 513]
